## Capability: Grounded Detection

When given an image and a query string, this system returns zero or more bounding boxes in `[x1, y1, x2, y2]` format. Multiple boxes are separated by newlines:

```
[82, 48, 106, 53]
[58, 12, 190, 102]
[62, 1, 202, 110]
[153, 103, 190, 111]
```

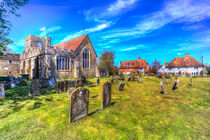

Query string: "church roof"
[54, 35, 88, 52]
[165, 53, 203, 68]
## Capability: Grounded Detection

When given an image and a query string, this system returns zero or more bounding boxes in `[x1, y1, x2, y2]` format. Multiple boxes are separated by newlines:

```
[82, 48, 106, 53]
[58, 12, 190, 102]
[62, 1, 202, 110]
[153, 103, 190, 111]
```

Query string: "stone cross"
[30, 79, 41, 96]
[69, 87, 89, 123]
[0, 84, 5, 100]
[96, 78, 100, 85]
[160, 81, 166, 94]
[101, 81, 111, 109]
[162, 76, 167, 85]
[137, 76, 143, 83]
[172, 79, 179, 90]
[118, 82, 125, 91]
[75, 79, 83, 88]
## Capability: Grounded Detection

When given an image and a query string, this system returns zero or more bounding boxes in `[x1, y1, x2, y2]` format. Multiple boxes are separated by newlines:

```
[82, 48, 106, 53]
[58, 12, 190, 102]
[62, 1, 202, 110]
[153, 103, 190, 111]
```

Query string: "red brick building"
[119, 57, 150, 75]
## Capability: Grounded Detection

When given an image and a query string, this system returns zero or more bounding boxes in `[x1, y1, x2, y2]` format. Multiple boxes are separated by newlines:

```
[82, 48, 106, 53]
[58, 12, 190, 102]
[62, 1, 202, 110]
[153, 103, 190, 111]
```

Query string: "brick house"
[119, 57, 150, 75]
[159, 53, 204, 75]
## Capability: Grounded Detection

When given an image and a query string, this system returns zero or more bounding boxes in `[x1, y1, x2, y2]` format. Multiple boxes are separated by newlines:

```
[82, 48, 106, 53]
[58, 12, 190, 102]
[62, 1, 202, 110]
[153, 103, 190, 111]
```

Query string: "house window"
[83, 48, 89, 69]
[126, 64, 129, 66]
[56, 56, 69, 71]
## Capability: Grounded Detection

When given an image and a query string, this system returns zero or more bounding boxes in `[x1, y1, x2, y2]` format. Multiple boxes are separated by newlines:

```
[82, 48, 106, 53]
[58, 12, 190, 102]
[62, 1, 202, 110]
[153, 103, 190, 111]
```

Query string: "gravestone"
[69, 87, 89, 123]
[137, 76, 143, 83]
[30, 79, 41, 96]
[162, 76, 167, 85]
[57, 81, 69, 93]
[101, 81, 111, 109]
[81, 75, 87, 83]
[68, 87, 76, 98]
[160, 81, 166, 94]
[118, 82, 125, 91]
[172, 80, 179, 90]
[96, 78, 100, 85]
[75, 79, 83, 88]
[127, 76, 131, 81]
[190, 76, 193, 86]
[0, 84, 5, 100]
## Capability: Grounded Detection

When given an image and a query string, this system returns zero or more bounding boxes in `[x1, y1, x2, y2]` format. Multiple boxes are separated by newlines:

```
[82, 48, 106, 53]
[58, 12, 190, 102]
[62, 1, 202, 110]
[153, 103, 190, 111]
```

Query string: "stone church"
[0, 34, 99, 85]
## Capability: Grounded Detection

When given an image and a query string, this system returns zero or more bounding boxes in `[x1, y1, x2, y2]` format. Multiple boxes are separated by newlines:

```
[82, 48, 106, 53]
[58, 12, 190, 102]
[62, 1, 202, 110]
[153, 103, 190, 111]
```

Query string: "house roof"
[165, 55, 203, 68]
[54, 35, 88, 52]
[120, 59, 149, 69]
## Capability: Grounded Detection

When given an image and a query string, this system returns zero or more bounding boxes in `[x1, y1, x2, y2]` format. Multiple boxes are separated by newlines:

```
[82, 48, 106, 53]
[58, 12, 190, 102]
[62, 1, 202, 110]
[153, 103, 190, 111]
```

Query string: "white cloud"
[85, 0, 139, 21]
[7, 39, 25, 53]
[102, 0, 210, 40]
[177, 53, 182, 55]
[62, 22, 112, 42]
[40, 26, 62, 37]
[120, 45, 147, 51]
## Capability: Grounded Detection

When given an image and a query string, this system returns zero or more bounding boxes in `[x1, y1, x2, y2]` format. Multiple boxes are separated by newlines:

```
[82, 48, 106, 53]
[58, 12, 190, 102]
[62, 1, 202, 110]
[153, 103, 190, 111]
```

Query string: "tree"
[0, 0, 28, 55]
[150, 60, 162, 74]
[98, 50, 115, 75]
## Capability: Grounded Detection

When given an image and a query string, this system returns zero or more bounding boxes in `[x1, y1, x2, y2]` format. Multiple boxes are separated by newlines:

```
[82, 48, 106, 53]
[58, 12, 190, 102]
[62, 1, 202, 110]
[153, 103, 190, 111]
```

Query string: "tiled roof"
[120, 59, 149, 68]
[54, 35, 87, 51]
[165, 56, 203, 68]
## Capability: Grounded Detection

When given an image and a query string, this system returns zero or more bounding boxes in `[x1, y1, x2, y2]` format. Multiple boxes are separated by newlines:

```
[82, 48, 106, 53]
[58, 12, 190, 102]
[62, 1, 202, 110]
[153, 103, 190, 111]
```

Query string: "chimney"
[137, 57, 140, 61]
[164, 59, 166, 66]
[186, 53, 189, 57]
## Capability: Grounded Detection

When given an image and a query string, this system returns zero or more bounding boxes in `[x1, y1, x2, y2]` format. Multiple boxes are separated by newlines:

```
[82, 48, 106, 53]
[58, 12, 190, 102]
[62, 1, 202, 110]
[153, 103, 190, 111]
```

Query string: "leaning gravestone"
[75, 79, 83, 88]
[96, 78, 100, 85]
[160, 81, 166, 94]
[118, 82, 125, 91]
[101, 81, 111, 109]
[69, 87, 89, 123]
[30, 79, 41, 96]
[0, 84, 5, 100]
[162, 76, 167, 85]
[137, 76, 143, 83]
[57, 81, 69, 93]
[172, 79, 179, 90]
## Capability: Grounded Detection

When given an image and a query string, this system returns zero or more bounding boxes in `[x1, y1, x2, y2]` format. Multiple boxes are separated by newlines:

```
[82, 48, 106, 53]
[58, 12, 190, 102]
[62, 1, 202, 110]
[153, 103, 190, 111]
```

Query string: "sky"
[7, 0, 210, 66]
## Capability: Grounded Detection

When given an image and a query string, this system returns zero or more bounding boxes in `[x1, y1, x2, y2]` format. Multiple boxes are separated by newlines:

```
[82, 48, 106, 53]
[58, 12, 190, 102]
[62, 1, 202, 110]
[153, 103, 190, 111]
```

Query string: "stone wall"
[0, 53, 20, 77]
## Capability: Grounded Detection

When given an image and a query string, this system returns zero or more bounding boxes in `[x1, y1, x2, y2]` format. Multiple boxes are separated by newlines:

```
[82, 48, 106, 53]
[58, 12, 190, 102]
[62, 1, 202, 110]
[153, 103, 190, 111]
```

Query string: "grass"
[0, 76, 209, 140]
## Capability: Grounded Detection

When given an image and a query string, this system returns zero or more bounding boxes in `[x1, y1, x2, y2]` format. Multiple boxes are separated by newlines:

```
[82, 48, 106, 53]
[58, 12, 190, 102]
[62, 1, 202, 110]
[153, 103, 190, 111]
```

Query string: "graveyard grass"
[0, 77, 209, 139]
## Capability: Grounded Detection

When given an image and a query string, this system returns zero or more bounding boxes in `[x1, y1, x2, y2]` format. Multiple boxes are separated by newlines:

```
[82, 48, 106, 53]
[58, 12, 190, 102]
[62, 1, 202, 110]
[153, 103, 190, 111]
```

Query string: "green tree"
[98, 50, 115, 75]
[0, 0, 28, 55]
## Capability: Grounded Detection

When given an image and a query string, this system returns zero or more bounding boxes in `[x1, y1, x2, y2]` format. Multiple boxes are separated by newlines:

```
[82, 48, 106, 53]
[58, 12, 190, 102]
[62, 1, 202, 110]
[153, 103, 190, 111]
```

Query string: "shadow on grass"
[88, 109, 99, 116]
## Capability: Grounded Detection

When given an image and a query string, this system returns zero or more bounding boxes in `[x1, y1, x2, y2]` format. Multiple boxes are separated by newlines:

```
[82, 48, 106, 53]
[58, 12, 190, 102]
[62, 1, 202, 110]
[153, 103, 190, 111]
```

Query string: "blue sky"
[7, 0, 210, 66]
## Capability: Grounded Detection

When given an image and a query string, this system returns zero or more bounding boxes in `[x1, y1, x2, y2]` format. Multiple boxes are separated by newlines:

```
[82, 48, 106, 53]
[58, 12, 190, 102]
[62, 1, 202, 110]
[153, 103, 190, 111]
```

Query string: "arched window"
[83, 48, 89, 68]
[56, 56, 70, 71]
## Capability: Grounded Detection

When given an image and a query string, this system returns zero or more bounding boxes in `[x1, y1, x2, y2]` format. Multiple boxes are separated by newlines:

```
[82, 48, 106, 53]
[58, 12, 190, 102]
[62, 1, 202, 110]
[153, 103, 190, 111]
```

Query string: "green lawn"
[0, 77, 209, 140]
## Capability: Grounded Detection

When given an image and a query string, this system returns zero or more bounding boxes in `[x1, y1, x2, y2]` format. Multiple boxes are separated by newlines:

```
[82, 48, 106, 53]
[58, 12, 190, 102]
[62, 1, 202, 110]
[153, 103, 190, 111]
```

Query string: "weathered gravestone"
[118, 82, 125, 91]
[69, 87, 89, 123]
[30, 79, 41, 96]
[101, 81, 111, 109]
[160, 81, 166, 94]
[96, 78, 100, 85]
[162, 76, 167, 85]
[127, 76, 131, 81]
[172, 79, 179, 90]
[137, 76, 143, 83]
[75, 79, 83, 88]
[68, 87, 76, 98]
[0, 84, 5, 100]
[57, 81, 68, 93]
